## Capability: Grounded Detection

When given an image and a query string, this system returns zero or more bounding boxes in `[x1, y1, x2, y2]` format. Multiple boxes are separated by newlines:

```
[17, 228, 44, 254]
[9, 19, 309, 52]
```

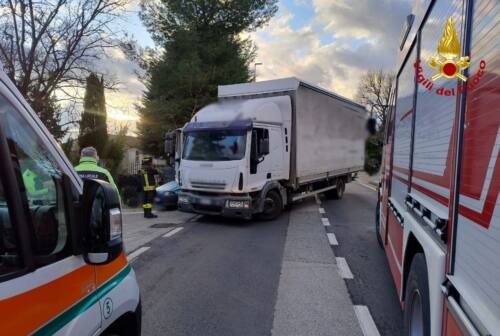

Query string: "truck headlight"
[178, 195, 189, 203]
[226, 200, 250, 209]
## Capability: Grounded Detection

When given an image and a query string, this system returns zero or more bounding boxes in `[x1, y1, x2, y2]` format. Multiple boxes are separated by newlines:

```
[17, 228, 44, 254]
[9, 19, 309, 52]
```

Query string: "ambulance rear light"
[109, 208, 122, 241]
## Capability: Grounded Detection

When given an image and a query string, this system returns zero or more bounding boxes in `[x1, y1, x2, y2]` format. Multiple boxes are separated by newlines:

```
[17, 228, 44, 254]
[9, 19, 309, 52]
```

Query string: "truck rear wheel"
[259, 190, 282, 221]
[332, 179, 345, 200]
[404, 253, 430, 336]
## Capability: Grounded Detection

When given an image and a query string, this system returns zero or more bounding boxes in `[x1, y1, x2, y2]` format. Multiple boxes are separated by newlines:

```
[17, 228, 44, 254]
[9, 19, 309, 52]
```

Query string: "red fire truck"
[376, 0, 498, 335]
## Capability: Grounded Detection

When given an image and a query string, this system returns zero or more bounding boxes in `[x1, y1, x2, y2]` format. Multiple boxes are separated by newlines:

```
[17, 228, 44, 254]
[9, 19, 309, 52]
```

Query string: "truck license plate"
[200, 198, 211, 205]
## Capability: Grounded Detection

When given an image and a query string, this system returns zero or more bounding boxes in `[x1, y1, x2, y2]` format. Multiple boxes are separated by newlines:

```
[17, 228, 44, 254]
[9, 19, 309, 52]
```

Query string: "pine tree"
[138, 0, 278, 155]
[78, 73, 108, 156]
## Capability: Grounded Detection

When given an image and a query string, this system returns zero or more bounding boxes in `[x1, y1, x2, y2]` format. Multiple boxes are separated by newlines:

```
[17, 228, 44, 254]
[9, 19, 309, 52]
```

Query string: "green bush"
[365, 133, 383, 176]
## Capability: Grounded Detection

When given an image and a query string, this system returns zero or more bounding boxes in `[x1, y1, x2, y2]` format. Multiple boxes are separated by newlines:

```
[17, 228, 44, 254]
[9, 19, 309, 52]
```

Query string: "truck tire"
[332, 179, 345, 200]
[404, 253, 430, 336]
[375, 200, 383, 248]
[259, 190, 282, 221]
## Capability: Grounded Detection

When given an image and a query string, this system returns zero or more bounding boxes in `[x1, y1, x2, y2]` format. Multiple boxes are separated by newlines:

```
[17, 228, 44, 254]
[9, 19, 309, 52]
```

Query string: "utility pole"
[254, 62, 263, 82]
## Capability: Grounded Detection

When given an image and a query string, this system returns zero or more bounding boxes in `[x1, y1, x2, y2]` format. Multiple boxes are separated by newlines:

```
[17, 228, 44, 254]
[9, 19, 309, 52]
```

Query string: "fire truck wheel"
[404, 253, 431, 336]
[332, 179, 345, 200]
[375, 200, 383, 248]
[259, 190, 283, 221]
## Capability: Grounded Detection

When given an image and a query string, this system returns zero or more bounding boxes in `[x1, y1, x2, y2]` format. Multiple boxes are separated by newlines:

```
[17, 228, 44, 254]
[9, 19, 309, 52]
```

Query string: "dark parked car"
[154, 180, 181, 210]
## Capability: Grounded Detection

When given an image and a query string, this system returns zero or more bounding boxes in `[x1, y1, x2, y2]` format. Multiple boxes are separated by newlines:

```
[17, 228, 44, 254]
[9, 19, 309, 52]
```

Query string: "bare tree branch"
[0, 0, 126, 139]
[355, 69, 395, 133]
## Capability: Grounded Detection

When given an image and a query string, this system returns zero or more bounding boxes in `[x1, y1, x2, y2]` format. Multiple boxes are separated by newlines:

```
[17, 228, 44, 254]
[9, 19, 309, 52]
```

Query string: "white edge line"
[327, 232, 338, 245]
[122, 211, 144, 215]
[354, 305, 381, 336]
[322, 218, 331, 226]
[336, 257, 354, 279]
[127, 246, 150, 262]
[319, 207, 326, 214]
[357, 181, 377, 192]
[163, 227, 184, 238]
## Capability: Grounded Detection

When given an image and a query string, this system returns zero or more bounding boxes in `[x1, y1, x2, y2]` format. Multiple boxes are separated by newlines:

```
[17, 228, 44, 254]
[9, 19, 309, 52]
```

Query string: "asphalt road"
[128, 181, 403, 336]
[322, 182, 404, 336]
[131, 213, 289, 336]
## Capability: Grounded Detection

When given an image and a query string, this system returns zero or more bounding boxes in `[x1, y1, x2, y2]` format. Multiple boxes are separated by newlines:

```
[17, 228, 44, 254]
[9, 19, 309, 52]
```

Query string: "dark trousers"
[143, 190, 156, 217]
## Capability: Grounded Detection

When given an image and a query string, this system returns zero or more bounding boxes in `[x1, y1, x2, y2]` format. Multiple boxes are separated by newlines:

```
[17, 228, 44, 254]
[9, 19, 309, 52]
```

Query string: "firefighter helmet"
[142, 156, 153, 165]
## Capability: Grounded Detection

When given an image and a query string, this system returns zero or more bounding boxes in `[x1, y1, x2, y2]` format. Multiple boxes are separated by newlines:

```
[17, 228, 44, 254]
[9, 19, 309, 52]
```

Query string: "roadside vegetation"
[355, 69, 394, 175]
[137, 0, 278, 156]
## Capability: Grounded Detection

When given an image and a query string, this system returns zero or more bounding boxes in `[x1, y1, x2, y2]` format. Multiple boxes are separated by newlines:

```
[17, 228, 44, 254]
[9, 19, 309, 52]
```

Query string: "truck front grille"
[190, 180, 226, 190]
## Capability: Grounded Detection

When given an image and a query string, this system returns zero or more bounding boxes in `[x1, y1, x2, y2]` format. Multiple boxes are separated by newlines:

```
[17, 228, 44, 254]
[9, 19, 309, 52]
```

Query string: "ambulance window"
[0, 178, 22, 277]
[0, 95, 69, 263]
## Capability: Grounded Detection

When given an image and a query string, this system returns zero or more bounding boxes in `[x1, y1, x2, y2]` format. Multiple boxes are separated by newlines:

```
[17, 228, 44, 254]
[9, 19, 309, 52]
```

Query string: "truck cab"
[176, 96, 291, 220]
[0, 69, 141, 335]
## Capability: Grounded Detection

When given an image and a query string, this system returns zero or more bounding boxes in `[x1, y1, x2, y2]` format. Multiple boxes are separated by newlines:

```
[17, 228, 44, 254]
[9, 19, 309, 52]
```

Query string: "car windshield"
[183, 130, 247, 161]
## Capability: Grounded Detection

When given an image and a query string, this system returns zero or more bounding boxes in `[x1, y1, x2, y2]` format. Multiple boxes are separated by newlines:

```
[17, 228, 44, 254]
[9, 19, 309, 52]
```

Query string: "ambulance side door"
[0, 84, 101, 335]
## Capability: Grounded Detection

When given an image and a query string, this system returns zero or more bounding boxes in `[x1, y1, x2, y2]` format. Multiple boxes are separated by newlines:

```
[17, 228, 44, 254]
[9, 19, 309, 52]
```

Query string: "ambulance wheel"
[404, 253, 430, 336]
[375, 200, 383, 248]
[332, 179, 345, 200]
[259, 190, 282, 221]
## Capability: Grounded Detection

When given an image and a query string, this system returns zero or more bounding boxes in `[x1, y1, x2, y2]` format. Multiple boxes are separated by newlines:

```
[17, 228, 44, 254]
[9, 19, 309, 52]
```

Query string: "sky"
[101, 0, 413, 134]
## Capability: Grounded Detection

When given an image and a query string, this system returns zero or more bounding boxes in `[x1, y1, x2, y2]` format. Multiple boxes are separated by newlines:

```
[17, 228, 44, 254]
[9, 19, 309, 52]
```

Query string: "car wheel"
[404, 253, 431, 336]
[258, 190, 282, 221]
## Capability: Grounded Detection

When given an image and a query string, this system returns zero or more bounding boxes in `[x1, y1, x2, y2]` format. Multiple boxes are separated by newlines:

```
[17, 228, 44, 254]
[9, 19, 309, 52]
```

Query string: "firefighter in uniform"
[140, 156, 159, 218]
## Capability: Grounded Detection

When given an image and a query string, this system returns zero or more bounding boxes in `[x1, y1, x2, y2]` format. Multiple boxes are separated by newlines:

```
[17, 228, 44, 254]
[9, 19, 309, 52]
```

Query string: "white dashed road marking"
[354, 305, 381, 336]
[127, 246, 150, 262]
[163, 227, 184, 238]
[336, 257, 354, 279]
[321, 217, 330, 226]
[327, 232, 338, 246]
[319, 207, 326, 214]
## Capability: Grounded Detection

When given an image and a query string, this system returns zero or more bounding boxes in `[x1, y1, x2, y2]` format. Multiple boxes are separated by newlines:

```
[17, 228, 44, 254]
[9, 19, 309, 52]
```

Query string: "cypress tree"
[78, 73, 108, 155]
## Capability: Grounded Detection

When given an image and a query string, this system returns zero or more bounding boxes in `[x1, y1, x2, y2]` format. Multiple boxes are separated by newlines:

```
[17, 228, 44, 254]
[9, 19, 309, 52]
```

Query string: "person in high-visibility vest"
[75, 147, 118, 189]
[139, 156, 159, 218]
[22, 168, 49, 198]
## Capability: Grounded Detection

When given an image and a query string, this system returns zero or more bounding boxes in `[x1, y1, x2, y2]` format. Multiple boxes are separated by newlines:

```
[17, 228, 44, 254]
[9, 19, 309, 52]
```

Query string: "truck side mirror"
[81, 179, 122, 265]
[367, 118, 377, 135]
[164, 133, 175, 158]
[259, 138, 270, 156]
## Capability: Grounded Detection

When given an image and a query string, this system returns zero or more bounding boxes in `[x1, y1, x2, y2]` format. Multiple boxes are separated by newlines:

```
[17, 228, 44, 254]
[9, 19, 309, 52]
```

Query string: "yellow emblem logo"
[428, 17, 469, 81]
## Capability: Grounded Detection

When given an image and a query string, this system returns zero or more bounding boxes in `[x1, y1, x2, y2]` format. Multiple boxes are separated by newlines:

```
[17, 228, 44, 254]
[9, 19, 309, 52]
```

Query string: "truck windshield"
[183, 130, 247, 161]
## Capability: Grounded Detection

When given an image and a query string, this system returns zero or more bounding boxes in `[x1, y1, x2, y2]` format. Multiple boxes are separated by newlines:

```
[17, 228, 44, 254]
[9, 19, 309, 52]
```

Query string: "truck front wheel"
[259, 190, 282, 221]
[404, 253, 430, 336]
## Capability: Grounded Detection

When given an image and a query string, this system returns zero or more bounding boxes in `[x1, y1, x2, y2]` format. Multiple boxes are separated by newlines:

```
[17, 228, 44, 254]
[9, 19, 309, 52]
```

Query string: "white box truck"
[168, 77, 368, 220]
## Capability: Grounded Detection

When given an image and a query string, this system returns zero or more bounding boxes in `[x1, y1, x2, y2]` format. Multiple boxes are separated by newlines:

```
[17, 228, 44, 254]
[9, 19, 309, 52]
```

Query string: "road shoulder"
[271, 200, 363, 336]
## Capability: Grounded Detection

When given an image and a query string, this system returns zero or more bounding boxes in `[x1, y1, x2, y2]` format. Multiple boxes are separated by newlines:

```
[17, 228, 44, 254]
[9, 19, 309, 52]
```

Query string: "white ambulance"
[0, 67, 141, 334]
[377, 0, 499, 335]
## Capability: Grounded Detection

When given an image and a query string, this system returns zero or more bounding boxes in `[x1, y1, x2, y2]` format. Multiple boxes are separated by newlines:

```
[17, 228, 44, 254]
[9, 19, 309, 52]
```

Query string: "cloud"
[253, 0, 412, 99]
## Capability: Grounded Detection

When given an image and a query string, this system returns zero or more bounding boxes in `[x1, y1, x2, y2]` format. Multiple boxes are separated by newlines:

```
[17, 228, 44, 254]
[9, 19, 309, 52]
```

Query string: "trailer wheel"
[259, 190, 282, 221]
[332, 179, 345, 200]
[404, 253, 430, 336]
[375, 200, 383, 248]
